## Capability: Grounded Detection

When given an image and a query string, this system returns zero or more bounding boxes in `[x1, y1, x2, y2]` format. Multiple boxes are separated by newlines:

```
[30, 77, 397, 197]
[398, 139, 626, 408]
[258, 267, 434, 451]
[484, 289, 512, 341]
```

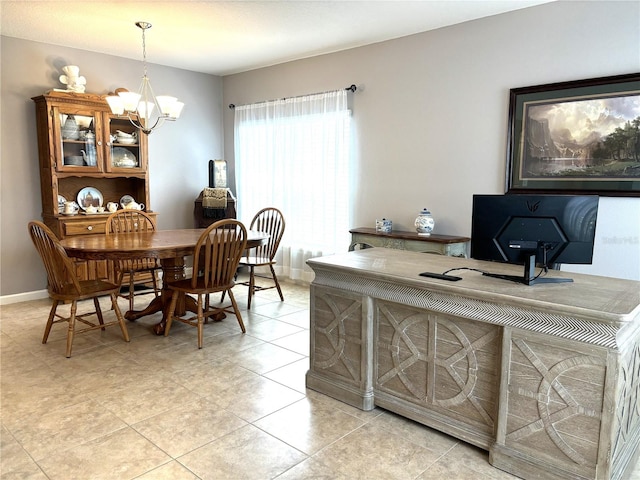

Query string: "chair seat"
[50, 279, 120, 301]
[240, 256, 274, 266]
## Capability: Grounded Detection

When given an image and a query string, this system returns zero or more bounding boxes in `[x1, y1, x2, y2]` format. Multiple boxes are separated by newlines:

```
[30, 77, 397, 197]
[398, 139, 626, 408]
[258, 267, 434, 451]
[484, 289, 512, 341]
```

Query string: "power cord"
[442, 266, 548, 281]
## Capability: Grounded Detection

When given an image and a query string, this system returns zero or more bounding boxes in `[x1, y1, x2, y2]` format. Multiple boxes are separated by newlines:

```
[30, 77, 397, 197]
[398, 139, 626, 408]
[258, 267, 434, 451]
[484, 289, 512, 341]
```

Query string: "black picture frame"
[506, 73, 640, 196]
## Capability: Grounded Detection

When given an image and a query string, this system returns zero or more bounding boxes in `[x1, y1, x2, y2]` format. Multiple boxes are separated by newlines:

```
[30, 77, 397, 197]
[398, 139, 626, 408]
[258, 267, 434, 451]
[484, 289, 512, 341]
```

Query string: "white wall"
[0, 36, 223, 297]
[223, 0, 640, 280]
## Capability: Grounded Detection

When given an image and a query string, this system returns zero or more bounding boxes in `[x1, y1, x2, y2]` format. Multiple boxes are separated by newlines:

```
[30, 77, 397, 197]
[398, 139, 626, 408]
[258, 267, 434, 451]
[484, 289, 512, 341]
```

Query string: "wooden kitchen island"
[306, 248, 640, 480]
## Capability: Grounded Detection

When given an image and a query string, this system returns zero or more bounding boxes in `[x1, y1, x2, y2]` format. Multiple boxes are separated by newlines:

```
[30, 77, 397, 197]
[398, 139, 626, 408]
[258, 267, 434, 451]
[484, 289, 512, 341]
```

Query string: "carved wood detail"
[311, 290, 364, 387]
[505, 336, 606, 471]
[375, 301, 500, 434]
[611, 343, 640, 476]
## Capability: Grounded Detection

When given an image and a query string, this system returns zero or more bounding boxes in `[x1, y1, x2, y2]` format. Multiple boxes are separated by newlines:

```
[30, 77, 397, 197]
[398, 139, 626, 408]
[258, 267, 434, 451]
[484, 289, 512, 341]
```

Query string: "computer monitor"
[470, 194, 599, 285]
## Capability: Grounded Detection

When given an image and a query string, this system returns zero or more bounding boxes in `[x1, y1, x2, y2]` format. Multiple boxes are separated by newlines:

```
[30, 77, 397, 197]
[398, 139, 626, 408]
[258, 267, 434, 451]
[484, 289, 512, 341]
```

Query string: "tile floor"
[1, 279, 638, 479]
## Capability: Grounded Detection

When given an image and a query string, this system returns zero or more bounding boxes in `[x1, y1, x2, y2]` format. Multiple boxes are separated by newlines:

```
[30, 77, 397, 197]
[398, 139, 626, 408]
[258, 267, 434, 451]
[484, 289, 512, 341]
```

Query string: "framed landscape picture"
[506, 73, 640, 196]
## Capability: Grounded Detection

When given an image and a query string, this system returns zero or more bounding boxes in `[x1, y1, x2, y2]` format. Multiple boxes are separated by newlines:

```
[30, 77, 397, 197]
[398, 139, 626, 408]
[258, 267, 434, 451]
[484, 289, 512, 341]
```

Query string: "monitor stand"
[482, 253, 573, 286]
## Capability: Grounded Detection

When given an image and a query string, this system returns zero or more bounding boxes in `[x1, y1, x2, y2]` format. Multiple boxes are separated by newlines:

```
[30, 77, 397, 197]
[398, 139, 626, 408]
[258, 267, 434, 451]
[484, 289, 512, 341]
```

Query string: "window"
[234, 90, 352, 282]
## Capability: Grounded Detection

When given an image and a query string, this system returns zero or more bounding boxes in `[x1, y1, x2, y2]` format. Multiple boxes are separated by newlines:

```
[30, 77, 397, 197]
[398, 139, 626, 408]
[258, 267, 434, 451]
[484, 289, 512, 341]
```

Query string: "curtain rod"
[228, 84, 357, 110]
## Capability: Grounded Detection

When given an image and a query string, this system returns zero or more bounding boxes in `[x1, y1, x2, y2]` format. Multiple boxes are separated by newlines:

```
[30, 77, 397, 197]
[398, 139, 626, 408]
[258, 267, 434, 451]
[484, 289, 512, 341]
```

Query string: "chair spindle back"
[248, 207, 285, 260]
[193, 219, 247, 290]
[106, 210, 156, 235]
[28, 221, 81, 296]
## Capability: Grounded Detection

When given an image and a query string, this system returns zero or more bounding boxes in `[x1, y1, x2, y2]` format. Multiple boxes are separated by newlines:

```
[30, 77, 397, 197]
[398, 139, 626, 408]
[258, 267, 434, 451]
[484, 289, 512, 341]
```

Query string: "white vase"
[415, 208, 435, 236]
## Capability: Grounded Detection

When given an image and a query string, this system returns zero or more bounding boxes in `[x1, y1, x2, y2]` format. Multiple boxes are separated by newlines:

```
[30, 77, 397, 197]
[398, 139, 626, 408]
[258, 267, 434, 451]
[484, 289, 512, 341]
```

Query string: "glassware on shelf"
[61, 114, 79, 140]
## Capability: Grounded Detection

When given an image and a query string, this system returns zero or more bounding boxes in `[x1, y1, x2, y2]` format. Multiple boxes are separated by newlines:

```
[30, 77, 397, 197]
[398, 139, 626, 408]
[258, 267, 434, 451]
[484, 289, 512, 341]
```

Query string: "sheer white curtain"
[234, 90, 352, 282]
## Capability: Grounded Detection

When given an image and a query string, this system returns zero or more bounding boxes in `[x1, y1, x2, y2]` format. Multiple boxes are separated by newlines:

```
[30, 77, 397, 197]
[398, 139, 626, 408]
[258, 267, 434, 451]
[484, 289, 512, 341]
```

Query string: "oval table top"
[60, 228, 270, 261]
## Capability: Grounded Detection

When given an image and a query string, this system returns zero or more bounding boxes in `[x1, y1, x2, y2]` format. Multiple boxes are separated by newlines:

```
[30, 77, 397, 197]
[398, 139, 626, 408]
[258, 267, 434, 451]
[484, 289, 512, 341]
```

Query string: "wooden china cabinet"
[32, 90, 156, 281]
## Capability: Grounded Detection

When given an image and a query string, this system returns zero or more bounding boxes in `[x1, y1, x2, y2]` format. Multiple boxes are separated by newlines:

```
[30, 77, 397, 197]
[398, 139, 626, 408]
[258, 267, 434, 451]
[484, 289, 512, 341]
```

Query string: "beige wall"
[0, 36, 223, 298]
[223, 0, 640, 280]
[1, 1, 639, 302]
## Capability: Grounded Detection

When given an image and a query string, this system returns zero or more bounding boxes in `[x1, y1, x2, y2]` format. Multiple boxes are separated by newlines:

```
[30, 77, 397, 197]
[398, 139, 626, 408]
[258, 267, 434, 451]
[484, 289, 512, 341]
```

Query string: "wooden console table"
[306, 248, 640, 480]
[349, 227, 469, 257]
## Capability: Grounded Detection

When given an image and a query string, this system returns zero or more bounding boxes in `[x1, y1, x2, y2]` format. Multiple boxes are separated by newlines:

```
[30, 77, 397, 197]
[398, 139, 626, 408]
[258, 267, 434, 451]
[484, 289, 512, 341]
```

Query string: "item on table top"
[415, 208, 435, 236]
[375, 218, 392, 233]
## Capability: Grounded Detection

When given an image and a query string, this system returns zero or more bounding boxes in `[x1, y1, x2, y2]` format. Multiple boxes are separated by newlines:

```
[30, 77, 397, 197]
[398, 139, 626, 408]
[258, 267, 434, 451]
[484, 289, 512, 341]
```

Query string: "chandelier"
[106, 22, 184, 135]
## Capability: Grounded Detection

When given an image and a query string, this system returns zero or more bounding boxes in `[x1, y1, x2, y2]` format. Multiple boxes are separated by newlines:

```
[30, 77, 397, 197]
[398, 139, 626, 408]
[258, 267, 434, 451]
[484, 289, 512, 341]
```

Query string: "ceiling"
[1, 0, 554, 76]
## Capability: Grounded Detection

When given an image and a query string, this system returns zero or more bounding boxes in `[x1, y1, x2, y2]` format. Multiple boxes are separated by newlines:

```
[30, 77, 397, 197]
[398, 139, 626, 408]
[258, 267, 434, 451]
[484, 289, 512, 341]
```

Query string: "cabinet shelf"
[33, 90, 153, 282]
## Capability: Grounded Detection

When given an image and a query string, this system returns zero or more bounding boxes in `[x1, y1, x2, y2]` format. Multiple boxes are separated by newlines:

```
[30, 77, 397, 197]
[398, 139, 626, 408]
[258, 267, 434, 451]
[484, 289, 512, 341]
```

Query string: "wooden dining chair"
[105, 210, 161, 312]
[28, 221, 130, 358]
[164, 219, 248, 348]
[237, 207, 285, 309]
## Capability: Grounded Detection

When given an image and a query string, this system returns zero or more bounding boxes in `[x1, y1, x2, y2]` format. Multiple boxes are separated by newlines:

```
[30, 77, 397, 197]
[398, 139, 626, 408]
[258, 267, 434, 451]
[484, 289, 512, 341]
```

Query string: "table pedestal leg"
[122, 256, 197, 335]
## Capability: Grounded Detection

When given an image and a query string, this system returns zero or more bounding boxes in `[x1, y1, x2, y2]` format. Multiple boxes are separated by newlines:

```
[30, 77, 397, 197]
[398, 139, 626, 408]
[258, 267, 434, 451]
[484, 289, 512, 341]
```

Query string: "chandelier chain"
[137, 21, 150, 79]
[142, 28, 147, 77]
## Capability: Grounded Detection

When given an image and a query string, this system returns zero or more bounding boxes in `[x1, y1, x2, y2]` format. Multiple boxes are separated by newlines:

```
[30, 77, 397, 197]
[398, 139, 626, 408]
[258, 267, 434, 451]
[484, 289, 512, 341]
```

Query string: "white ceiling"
[1, 0, 553, 76]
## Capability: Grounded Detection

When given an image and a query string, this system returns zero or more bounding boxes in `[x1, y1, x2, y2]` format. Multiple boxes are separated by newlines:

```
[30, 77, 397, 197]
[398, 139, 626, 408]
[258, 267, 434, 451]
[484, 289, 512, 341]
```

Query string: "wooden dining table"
[60, 228, 269, 335]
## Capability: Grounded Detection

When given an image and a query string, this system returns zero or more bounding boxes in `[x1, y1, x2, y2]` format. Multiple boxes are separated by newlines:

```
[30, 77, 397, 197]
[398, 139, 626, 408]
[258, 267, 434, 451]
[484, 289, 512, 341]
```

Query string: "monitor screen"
[471, 194, 598, 285]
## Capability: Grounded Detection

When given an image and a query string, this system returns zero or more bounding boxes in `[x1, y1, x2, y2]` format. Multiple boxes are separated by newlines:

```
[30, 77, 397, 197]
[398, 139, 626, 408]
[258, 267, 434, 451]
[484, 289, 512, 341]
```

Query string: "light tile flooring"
[1, 279, 639, 479]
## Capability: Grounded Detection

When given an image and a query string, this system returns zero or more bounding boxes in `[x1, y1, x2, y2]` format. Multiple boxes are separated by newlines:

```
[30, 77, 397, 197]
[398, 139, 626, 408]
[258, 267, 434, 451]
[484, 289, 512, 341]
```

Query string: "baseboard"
[0, 268, 307, 306]
[0, 289, 49, 306]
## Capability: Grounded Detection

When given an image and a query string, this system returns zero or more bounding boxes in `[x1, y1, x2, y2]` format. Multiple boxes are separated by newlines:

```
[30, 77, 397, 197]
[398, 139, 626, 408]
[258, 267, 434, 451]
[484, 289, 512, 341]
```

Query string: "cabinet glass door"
[57, 110, 102, 172]
[105, 116, 146, 172]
